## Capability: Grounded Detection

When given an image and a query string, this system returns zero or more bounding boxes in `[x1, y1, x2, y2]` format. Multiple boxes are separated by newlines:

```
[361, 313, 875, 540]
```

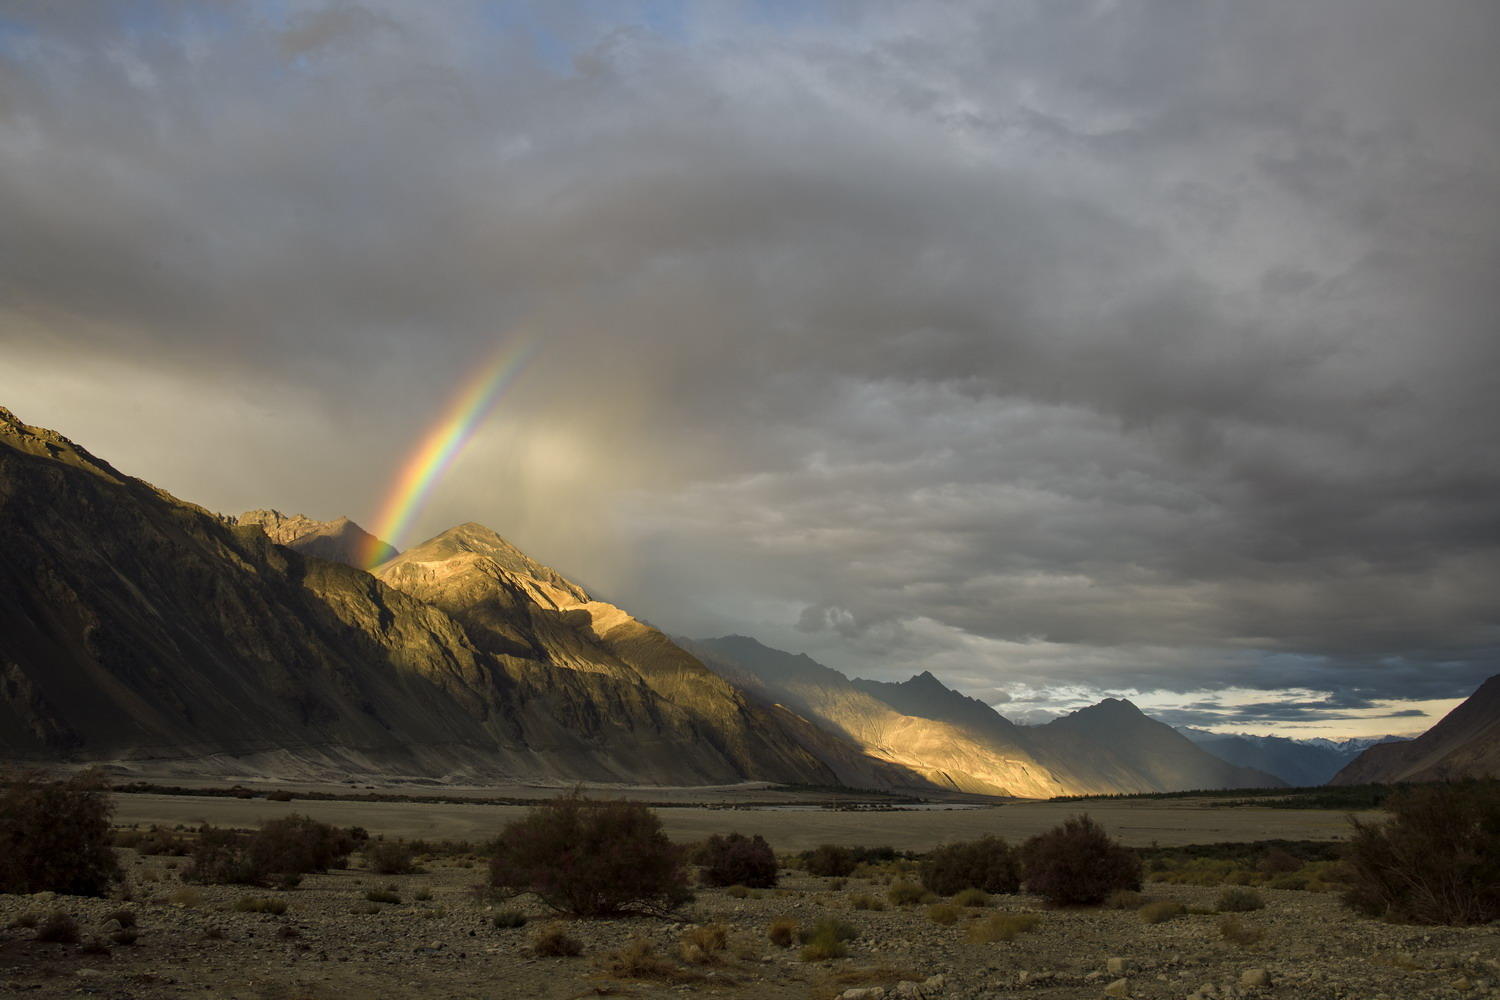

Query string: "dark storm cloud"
[1, 1, 1497, 724]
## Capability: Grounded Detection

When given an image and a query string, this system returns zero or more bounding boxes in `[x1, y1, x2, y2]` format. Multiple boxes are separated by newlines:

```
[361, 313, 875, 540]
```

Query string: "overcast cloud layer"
[3, 1, 1497, 735]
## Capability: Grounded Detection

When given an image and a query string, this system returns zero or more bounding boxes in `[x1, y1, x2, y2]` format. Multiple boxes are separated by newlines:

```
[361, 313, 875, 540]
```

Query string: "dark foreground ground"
[2, 843, 1496, 1000]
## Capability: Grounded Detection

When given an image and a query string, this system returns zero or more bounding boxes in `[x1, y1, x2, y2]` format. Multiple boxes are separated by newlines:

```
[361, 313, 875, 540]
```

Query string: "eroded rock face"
[236, 509, 396, 568]
[0, 405, 899, 786]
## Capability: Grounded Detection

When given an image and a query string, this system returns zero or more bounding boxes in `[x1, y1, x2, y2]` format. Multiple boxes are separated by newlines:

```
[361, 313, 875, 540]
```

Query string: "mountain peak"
[235, 509, 395, 569]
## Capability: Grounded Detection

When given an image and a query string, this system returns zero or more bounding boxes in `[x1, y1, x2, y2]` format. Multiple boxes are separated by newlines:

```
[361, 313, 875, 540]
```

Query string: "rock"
[923, 973, 947, 992]
[1107, 957, 1127, 975]
[1105, 977, 1130, 998]
[102, 919, 123, 932]
[1239, 968, 1270, 990]
[892, 982, 925, 999]
[1452, 977, 1472, 991]
[839, 989, 885, 1000]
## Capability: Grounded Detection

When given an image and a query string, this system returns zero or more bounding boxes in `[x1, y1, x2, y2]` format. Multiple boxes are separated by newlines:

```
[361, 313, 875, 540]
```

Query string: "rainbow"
[360, 337, 533, 568]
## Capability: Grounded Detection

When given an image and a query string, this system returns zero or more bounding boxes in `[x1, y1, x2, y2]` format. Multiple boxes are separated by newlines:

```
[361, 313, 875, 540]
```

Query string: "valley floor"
[3, 846, 1497, 1000]
[107, 792, 1355, 851]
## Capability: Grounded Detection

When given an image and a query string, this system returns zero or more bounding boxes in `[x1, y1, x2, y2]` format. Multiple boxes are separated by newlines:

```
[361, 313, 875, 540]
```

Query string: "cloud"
[1, 1, 1497, 726]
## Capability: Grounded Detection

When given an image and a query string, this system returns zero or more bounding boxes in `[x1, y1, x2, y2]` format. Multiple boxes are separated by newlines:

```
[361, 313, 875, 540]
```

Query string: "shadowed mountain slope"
[237, 509, 395, 568]
[0, 405, 902, 786]
[1331, 674, 1500, 784]
[1029, 700, 1284, 793]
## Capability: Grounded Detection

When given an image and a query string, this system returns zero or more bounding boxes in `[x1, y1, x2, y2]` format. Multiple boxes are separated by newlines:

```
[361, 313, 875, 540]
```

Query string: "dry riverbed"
[2, 848, 1497, 1000]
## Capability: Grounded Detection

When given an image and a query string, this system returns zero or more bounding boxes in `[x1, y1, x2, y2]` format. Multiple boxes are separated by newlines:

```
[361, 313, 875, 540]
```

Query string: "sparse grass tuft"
[679, 924, 729, 964]
[1216, 887, 1265, 912]
[887, 881, 934, 906]
[492, 909, 528, 929]
[926, 902, 960, 925]
[351, 902, 381, 915]
[850, 893, 886, 911]
[597, 938, 686, 980]
[233, 896, 288, 915]
[364, 889, 400, 904]
[768, 917, 798, 948]
[1105, 889, 1147, 910]
[1139, 900, 1186, 924]
[965, 912, 1040, 943]
[798, 917, 857, 960]
[1218, 914, 1265, 946]
[531, 922, 583, 957]
[953, 888, 990, 908]
[167, 887, 202, 908]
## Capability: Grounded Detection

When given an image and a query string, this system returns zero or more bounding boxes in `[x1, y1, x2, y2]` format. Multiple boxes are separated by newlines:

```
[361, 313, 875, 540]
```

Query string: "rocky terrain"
[1, 847, 1495, 1000]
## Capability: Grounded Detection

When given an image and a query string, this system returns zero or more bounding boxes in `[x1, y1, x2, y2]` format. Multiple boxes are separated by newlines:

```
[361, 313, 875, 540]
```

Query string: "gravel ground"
[2, 851, 1497, 1000]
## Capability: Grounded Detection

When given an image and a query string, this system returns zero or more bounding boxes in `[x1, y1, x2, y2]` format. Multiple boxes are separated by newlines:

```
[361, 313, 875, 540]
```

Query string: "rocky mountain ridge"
[689, 635, 1283, 795]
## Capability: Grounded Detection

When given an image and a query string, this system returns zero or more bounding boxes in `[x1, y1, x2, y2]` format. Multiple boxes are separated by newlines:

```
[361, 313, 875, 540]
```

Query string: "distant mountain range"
[686, 635, 1281, 795]
[1175, 728, 1408, 786]
[10, 402, 1484, 795]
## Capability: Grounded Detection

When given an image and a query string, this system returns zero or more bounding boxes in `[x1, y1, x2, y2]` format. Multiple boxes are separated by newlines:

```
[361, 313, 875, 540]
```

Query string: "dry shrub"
[598, 938, 683, 980]
[365, 840, 416, 876]
[1342, 781, 1500, 925]
[725, 884, 751, 898]
[1138, 900, 1185, 924]
[850, 893, 886, 911]
[365, 888, 400, 903]
[1216, 887, 1265, 912]
[0, 771, 118, 897]
[186, 817, 356, 886]
[767, 917, 799, 948]
[532, 922, 583, 957]
[697, 832, 778, 888]
[804, 844, 858, 878]
[8, 913, 40, 929]
[965, 912, 1040, 943]
[1218, 914, 1265, 946]
[1021, 815, 1141, 905]
[34, 913, 81, 944]
[954, 888, 990, 908]
[887, 881, 933, 906]
[489, 792, 690, 918]
[927, 902, 960, 925]
[920, 836, 1021, 896]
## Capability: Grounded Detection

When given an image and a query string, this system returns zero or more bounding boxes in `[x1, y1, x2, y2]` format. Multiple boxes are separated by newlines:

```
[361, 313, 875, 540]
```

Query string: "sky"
[2, 1, 1497, 738]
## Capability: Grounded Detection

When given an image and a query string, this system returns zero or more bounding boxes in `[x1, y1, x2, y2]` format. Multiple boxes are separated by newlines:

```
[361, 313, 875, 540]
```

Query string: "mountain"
[685, 636, 1064, 797]
[237, 509, 395, 567]
[1175, 728, 1408, 786]
[1027, 700, 1283, 792]
[370, 527, 920, 790]
[692, 636, 1284, 795]
[0, 404, 911, 787]
[1331, 674, 1500, 784]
